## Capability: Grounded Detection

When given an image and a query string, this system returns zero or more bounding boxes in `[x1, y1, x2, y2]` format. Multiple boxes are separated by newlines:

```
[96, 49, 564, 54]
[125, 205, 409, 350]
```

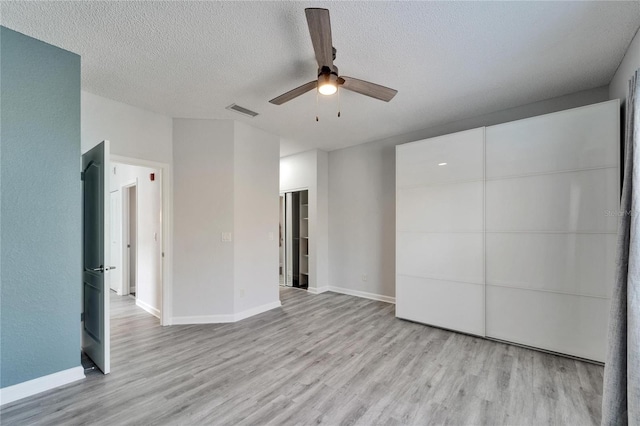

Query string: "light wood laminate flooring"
[1, 287, 603, 425]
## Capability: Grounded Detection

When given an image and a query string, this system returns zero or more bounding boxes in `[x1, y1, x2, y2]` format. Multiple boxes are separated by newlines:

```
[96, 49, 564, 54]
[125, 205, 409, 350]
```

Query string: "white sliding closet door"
[396, 128, 485, 336]
[484, 100, 619, 361]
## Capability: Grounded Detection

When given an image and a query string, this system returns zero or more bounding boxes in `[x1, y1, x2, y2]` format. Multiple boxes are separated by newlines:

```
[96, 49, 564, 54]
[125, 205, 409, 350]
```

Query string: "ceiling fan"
[269, 8, 398, 106]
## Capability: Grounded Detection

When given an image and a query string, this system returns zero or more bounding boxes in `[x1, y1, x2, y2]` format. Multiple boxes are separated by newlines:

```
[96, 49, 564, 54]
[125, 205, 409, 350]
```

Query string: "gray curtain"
[602, 69, 640, 426]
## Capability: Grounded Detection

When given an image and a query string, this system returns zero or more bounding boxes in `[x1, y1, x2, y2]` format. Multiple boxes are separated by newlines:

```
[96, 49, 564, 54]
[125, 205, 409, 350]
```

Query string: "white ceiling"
[2, 1, 639, 156]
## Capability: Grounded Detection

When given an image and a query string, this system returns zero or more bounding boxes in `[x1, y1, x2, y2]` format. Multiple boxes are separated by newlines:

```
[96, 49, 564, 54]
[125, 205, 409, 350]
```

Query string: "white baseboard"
[326, 286, 395, 304]
[307, 286, 330, 295]
[171, 314, 236, 324]
[234, 300, 282, 321]
[0, 366, 85, 407]
[136, 299, 160, 319]
[171, 300, 282, 325]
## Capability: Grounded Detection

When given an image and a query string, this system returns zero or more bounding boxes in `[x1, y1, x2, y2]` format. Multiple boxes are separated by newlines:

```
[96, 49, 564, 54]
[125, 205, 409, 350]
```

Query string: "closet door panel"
[486, 102, 618, 178]
[396, 127, 484, 335]
[396, 182, 483, 233]
[486, 233, 615, 298]
[485, 100, 618, 362]
[397, 232, 484, 284]
[486, 286, 609, 362]
[397, 275, 484, 336]
[486, 168, 619, 233]
[396, 128, 484, 187]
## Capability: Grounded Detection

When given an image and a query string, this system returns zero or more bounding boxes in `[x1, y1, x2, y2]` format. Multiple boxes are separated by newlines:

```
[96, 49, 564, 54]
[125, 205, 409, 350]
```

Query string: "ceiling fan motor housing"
[318, 65, 339, 87]
[318, 65, 338, 77]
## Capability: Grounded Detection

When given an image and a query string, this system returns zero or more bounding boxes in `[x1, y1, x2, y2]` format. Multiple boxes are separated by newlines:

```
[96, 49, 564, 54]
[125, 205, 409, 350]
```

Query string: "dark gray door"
[82, 141, 110, 374]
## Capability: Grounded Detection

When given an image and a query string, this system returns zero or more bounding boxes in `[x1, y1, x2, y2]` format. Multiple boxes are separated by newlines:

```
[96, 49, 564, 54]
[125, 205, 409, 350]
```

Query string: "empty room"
[1, 1, 640, 425]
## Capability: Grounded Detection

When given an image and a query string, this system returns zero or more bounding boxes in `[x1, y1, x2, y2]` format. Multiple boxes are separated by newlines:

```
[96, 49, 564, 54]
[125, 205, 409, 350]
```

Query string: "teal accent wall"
[1, 27, 81, 388]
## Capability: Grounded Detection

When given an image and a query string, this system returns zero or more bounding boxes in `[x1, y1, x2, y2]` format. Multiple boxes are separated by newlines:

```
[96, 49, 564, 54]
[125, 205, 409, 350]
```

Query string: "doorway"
[111, 155, 172, 327]
[83, 149, 173, 375]
[110, 161, 163, 321]
[280, 189, 309, 289]
[279, 195, 285, 285]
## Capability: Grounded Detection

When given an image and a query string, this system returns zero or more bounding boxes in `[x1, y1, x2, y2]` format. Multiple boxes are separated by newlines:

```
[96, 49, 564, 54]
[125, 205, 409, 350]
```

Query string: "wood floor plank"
[1, 288, 603, 425]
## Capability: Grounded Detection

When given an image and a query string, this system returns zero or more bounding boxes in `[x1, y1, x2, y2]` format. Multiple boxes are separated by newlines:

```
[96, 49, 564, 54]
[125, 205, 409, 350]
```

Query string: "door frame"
[111, 155, 173, 326]
[279, 187, 309, 289]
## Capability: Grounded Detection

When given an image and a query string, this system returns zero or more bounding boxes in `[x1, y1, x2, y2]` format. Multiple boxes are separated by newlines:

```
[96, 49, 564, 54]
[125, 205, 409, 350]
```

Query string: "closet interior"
[280, 190, 309, 289]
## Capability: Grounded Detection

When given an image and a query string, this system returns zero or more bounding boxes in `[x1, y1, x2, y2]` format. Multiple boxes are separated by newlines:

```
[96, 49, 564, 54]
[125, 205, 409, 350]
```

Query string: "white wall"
[173, 119, 280, 322]
[280, 150, 316, 192]
[280, 149, 329, 292]
[173, 119, 235, 318]
[110, 163, 162, 317]
[81, 91, 173, 163]
[233, 121, 280, 313]
[609, 27, 640, 103]
[329, 86, 610, 300]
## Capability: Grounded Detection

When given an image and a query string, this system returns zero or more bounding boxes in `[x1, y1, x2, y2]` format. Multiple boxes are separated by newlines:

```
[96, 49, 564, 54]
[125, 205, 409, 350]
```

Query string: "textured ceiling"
[2, 1, 639, 156]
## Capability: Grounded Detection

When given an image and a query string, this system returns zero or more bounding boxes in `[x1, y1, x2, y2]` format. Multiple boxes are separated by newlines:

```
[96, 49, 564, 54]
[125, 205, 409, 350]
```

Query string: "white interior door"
[128, 186, 137, 295]
[82, 140, 111, 374]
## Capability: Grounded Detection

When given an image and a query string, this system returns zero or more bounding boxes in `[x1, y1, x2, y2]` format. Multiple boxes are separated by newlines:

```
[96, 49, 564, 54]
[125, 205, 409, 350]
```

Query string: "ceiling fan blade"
[339, 76, 398, 102]
[269, 80, 318, 105]
[305, 8, 333, 68]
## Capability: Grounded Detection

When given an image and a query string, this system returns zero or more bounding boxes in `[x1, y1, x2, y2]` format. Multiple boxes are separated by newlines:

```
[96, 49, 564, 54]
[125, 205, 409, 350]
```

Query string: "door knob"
[86, 265, 116, 273]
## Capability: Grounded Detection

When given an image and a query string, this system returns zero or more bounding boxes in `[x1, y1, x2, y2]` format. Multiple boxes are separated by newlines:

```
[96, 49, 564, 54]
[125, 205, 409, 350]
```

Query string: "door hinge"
[80, 172, 85, 181]
[80, 312, 84, 322]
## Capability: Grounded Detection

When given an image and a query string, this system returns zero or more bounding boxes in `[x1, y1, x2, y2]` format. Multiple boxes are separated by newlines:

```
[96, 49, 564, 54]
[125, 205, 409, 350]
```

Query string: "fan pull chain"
[337, 87, 341, 118]
[316, 89, 319, 122]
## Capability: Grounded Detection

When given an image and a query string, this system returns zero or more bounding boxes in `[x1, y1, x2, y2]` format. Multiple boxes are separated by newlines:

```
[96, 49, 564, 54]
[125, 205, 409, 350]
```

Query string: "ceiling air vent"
[226, 104, 259, 118]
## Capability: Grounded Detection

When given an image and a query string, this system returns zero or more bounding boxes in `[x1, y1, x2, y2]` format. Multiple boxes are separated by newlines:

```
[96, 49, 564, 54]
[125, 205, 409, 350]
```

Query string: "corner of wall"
[609, 26, 640, 102]
[232, 120, 280, 316]
[315, 150, 329, 290]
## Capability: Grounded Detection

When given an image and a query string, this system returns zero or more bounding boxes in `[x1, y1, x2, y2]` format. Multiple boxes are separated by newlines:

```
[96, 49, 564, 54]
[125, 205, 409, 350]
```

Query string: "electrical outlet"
[362, 274, 368, 282]
[221, 232, 232, 242]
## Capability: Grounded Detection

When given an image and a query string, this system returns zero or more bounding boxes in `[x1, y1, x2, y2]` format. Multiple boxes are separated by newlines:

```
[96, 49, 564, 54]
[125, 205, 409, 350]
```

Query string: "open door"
[82, 141, 110, 374]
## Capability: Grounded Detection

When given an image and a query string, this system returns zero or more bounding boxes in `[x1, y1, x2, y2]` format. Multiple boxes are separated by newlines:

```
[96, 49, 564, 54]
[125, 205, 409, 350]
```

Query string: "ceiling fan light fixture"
[318, 82, 337, 96]
[317, 72, 338, 96]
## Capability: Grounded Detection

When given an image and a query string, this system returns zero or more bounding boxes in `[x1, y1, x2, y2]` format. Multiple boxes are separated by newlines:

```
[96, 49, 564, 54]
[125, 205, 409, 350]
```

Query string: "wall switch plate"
[221, 232, 232, 242]
[362, 274, 368, 282]
[268, 232, 274, 241]
[239, 289, 245, 298]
